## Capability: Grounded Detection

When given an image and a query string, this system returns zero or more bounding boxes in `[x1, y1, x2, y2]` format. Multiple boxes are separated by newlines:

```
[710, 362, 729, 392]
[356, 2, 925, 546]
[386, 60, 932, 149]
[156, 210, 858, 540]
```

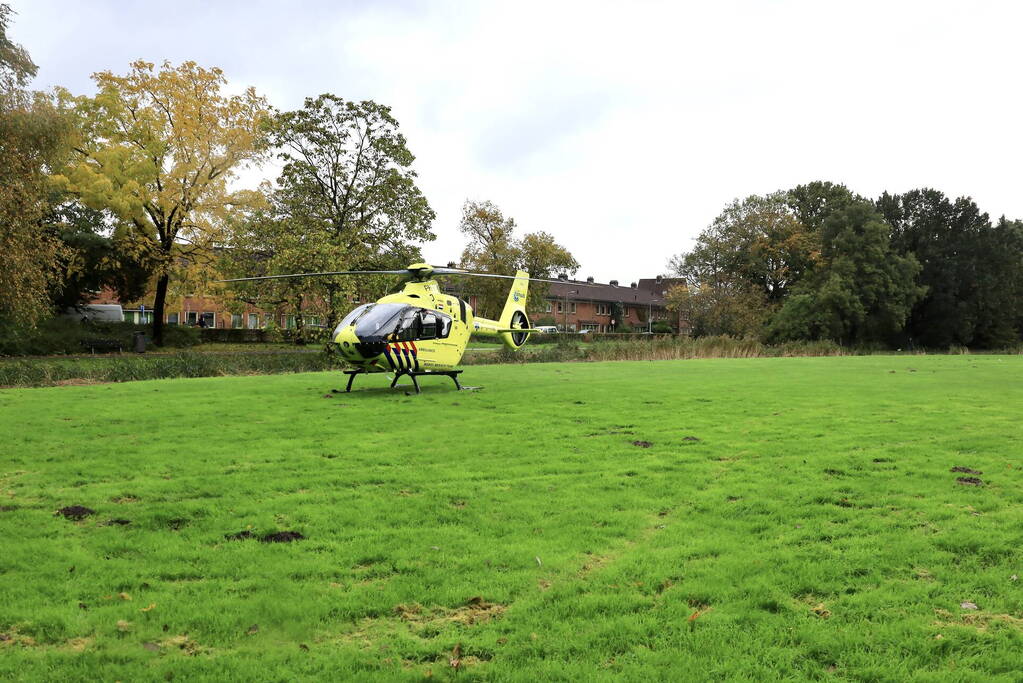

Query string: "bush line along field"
[6, 335, 1019, 388]
[1, 356, 1021, 680]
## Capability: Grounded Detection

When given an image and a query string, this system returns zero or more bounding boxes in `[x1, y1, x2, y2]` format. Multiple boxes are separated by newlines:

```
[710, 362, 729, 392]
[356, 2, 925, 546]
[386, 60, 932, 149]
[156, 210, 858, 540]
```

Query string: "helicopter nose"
[335, 325, 363, 359]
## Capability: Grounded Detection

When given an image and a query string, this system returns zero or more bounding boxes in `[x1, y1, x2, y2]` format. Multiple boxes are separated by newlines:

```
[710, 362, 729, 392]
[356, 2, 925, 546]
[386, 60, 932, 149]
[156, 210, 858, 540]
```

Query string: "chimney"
[557, 273, 568, 281]
[630, 282, 637, 288]
[609, 280, 619, 287]
[655, 274, 663, 284]
[446, 261, 457, 268]
[586, 276, 594, 283]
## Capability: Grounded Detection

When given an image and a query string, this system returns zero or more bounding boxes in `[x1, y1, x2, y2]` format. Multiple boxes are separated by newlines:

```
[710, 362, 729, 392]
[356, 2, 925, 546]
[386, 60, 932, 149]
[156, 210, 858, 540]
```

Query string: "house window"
[570, 302, 577, 314]
[167, 313, 179, 325]
[285, 315, 297, 329]
[545, 301, 552, 313]
[247, 313, 259, 329]
[231, 313, 242, 329]
[557, 302, 564, 314]
[596, 303, 611, 316]
[187, 311, 198, 325]
[123, 311, 134, 323]
[200, 312, 214, 328]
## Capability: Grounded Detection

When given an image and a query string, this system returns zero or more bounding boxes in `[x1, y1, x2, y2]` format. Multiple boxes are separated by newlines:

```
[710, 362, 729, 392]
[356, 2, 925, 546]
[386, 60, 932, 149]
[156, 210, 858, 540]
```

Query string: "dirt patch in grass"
[394, 596, 506, 627]
[933, 608, 1023, 633]
[225, 530, 255, 540]
[65, 637, 92, 652]
[110, 495, 139, 504]
[55, 505, 94, 520]
[260, 531, 304, 543]
[340, 598, 507, 649]
[683, 436, 701, 442]
[951, 466, 982, 475]
[0, 629, 36, 647]
[158, 634, 209, 655]
[631, 440, 652, 448]
[956, 477, 984, 486]
[102, 518, 131, 526]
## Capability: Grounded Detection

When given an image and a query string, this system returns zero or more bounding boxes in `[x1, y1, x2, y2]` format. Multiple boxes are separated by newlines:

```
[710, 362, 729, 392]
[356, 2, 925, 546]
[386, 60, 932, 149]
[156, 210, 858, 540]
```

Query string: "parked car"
[534, 326, 559, 334]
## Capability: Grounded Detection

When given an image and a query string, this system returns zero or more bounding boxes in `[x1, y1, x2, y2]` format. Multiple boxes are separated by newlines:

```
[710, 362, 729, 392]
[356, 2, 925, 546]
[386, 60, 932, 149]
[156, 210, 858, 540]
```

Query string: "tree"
[786, 181, 861, 232]
[458, 200, 579, 318]
[239, 95, 436, 333]
[52, 60, 269, 345]
[45, 197, 156, 311]
[0, 4, 68, 328]
[0, 3, 34, 91]
[666, 282, 768, 338]
[877, 188, 1019, 348]
[670, 193, 820, 303]
[768, 201, 923, 345]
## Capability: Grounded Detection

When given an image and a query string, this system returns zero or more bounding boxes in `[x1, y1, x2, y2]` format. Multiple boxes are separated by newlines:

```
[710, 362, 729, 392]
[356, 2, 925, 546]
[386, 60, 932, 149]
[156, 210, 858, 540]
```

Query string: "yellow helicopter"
[220, 263, 558, 393]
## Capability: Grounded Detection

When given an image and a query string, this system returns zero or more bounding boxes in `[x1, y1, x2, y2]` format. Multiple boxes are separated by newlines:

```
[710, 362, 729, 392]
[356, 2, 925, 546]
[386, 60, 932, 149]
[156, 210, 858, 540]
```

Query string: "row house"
[539, 274, 688, 333]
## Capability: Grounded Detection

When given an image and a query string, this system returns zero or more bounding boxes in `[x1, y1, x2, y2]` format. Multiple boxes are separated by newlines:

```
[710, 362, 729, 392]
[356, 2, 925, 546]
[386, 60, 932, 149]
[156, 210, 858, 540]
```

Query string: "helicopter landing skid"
[342, 368, 464, 394]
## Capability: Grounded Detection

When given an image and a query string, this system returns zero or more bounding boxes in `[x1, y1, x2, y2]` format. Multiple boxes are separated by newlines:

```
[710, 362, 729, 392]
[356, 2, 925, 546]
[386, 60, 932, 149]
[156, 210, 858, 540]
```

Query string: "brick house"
[534, 275, 688, 333]
[89, 287, 333, 330]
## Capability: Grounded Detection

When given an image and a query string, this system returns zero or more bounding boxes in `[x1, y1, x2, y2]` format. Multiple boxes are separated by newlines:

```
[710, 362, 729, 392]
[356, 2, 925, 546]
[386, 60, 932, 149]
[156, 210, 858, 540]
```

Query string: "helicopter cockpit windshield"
[334, 303, 452, 343]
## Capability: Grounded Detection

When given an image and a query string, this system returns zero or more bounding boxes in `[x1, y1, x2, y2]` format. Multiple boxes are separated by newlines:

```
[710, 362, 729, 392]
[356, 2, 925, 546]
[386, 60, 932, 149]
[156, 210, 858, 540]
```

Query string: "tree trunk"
[294, 294, 305, 345]
[325, 284, 339, 335]
[152, 273, 170, 346]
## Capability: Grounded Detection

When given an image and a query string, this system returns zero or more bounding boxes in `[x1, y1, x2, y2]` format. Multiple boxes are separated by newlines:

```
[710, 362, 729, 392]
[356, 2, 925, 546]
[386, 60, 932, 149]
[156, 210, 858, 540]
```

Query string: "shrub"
[200, 328, 268, 343]
[0, 350, 339, 388]
[0, 318, 198, 356]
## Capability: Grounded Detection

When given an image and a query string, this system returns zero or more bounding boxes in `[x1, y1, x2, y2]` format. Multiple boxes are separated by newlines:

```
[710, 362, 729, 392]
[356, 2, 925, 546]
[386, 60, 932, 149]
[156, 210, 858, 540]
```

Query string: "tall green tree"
[877, 188, 1020, 348]
[45, 198, 156, 311]
[786, 181, 860, 232]
[0, 4, 68, 328]
[458, 200, 579, 318]
[53, 60, 269, 344]
[231, 95, 436, 332]
[769, 201, 924, 345]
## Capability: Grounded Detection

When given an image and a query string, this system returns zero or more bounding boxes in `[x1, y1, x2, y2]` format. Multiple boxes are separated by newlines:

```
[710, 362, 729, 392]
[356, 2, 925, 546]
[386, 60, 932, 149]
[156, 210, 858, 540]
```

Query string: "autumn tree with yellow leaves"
[0, 4, 69, 328]
[53, 60, 269, 345]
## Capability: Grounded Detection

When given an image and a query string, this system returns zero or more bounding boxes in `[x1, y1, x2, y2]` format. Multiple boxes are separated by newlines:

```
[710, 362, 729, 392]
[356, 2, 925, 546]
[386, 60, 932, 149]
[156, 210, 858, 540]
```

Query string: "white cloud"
[11, 0, 1023, 282]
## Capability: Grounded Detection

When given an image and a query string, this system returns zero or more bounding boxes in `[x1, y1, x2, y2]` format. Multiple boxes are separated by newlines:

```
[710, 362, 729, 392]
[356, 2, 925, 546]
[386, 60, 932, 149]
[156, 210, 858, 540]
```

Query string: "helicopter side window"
[420, 312, 439, 339]
[394, 309, 420, 342]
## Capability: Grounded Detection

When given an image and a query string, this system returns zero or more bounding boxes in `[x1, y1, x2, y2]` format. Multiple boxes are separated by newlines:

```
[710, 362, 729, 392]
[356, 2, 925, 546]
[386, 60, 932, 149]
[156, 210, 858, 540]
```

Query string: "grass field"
[1, 356, 1021, 681]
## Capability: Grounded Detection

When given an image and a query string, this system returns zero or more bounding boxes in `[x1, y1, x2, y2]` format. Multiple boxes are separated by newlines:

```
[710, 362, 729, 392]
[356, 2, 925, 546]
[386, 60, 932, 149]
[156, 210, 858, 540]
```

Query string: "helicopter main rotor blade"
[429, 269, 598, 286]
[216, 270, 408, 283]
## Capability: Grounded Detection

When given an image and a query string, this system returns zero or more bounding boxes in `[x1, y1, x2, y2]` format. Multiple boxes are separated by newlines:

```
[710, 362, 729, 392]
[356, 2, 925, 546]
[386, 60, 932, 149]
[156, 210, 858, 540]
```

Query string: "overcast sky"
[11, 1, 1023, 283]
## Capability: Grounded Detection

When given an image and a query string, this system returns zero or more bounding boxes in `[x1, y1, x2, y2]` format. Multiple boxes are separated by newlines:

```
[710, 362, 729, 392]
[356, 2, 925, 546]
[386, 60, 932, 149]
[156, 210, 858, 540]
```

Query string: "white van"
[63, 304, 125, 323]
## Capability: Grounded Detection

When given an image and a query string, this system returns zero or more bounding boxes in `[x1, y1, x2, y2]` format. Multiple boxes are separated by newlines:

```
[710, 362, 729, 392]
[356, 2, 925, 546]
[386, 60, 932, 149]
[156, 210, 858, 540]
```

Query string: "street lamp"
[564, 288, 581, 331]
[647, 298, 663, 333]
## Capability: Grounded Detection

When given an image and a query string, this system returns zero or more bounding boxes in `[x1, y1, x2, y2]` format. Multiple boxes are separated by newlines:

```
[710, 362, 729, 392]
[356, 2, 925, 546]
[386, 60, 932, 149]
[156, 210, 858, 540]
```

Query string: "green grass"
[1, 356, 1021, 681]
